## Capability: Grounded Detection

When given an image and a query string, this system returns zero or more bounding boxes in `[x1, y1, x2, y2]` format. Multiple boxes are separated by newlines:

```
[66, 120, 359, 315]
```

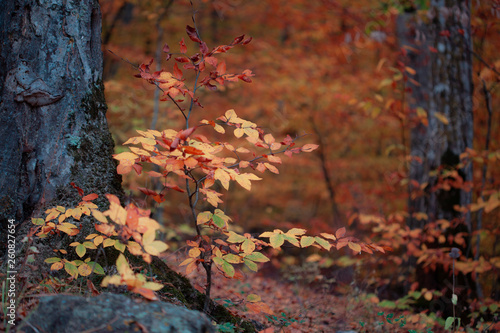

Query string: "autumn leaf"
[269, 233, 285, 248]
[197, 211, 213, 225]
[179, 38, 187, 53]
[214, 168, 231, 190]
[247, 294, 261, 302]
[186, 25, 201, 43]
[301, 144, 319, 152]
[433, 112, 449, 125]
[300, 236, 315, 248]
[244, 252, 269, 262]
[348, 241, 362, 253]
[235, 173, 262, 191]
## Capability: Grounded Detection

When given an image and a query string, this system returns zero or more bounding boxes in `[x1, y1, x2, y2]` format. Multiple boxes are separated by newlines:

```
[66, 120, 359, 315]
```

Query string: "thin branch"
[107, 49, 187, 121]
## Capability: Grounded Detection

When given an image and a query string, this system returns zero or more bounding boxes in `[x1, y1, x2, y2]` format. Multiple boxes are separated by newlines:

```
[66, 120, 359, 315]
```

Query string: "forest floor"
[164, 253, 438, 333]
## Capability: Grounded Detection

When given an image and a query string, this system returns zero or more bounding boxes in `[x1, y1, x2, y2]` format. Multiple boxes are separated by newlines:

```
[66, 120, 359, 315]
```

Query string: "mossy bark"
[0, 0, 123, 243]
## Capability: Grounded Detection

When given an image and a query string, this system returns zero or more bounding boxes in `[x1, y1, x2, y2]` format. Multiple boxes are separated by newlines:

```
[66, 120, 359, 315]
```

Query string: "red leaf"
[138, 187, 157, 197]
[82, 193, 98, 201]
[186, 25, 201, 43]
[179, 38, 187, 53]
[336, 227, 346, 238]
[242, 37, 253, 45]
[132, 163, 142, 175]
[182, 146, 204, 155]
[177, 126, 198, 140]
[200, 41, 209, 55]
[217, 61, 226, 75]
[173, 63, 183, 80]
[232, 34, 245, 45]
[162, 43, 170, 53]
[70, 182, 84, 197]
[166, 185, 185, 193]
[175, 56, 190, 63]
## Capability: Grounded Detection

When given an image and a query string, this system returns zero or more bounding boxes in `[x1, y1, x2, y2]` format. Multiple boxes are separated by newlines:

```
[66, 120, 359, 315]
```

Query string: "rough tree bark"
[397, 0, 475, 304]
[0, 0, 123, 241]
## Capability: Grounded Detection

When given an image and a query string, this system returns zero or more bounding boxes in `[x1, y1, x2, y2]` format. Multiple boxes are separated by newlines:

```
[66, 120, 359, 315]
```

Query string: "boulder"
[18, 293, 214, 333]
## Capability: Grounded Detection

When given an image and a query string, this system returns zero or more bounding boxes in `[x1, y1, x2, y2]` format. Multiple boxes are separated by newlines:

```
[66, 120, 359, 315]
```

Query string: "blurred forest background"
[99, 0, 499, 331]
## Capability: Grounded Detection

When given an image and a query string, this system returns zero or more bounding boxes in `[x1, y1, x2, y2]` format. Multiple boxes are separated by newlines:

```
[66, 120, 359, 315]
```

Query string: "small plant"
[265, 312, 305, 330]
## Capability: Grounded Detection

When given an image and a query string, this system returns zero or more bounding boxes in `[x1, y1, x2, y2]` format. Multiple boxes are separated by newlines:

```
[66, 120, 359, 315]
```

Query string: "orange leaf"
[336, 227, 346, 238]
[82, 193, 98, 201]
[301, 144, 319, 152]
[132, 287, 158, 301]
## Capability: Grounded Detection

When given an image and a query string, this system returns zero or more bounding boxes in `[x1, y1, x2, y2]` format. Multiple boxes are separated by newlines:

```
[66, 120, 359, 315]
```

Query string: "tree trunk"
[397, 0, 474, 295]
[0, 0, 122, 239]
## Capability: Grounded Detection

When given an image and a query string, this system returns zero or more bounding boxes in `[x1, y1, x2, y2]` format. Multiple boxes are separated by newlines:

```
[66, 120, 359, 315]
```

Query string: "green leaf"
[283, 234, 299, 247]
[241, 239, 255, 254]
[300, 236, 315, 248]
[226, 231, 247, 243]
[222, 260, 235, 277]
[114, 240, 126, 253]
[444, 317, 455, 330]
[212, 214, 225, 228]
[88, 262, 105, 275]
[314, 237, 332, 250]
[32, 218, 45, 225]
[378, 300, 396, 309]
[451, 293, 457, 305]
[224, 253, 242, 264]
[244, 252, 269, 262]
[243, 258, 258, 272]
[269, 233, 285, 248]
[75, 244, 86, 257]
[64, 262, 78, 277]
[83, 241, 97, 249]
[247, 294, 261, 302]
[44, 257, 61, 263]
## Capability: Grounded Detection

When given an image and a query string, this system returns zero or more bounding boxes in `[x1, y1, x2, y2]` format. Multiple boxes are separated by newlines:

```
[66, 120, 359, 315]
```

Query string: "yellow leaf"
[247, 294, 261, 303]
[113, 152, 139, 161]
[267, 155, 282, 164]
[142, 229, 156, 245]
[433, 112, 449, 125]
[142, 282, 164, 291]
[94, 235, 104, 246]
[234, 128, 244, 138]
[214, 123, 225, 134]
[180, 258, 195, 266]
[300, 236, 315, 248]
[241, 239, 255, 254]
[225, 109, 238, 122]
[264, 163, 279, 174]
[144, 241, 168, 256]
[405, 66, 416, 75]
[348, 241, 362, 253]
[50, 262, 64, 271]
[197, 211, 213, 225]
[189, 247, 201, 258]
[103, 238, 115, 247]
[214, 168, 230, 190]
[270, 233, 285, 248]
[78, 263, 93, 276]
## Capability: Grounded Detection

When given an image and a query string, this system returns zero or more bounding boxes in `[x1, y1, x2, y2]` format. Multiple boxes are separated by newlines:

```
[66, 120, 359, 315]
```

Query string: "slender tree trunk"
[0, 0, 122, 241]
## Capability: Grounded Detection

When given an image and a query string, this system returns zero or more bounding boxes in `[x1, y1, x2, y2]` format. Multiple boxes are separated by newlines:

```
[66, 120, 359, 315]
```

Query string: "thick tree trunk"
[0, 0, 122, 238]
[399, 1, 473, 229]
[397, 0, 475, 313]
